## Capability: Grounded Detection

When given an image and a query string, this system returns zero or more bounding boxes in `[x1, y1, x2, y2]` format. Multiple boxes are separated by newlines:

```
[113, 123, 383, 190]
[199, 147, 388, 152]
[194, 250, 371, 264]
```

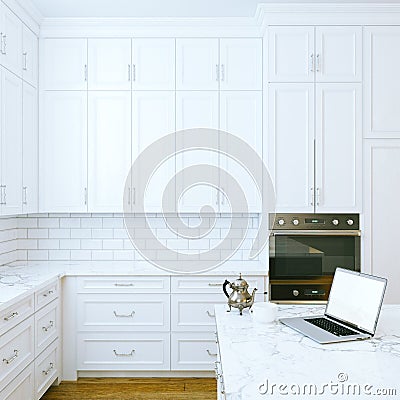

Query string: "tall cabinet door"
[315, 27, 362, 83]
[176, 91, 219, 212]
[22, 25, 38, 88]
[42, 39, 88, 90]
[132, 91, 175, 212]
[268, 84, 314, 212]
[88, 39, 131, 90]
[219, 38, 262, 90]
[88, 92, 131, 212]
[132, 39, 175, 90]
[315, 84, 361, 212]
[40, 91, 87, 212]
[268, 26, 314, 83]
[219, 91, 262, 212]
[1, 68, 22, 215]
[22, 83, 38, 214]
[176, 39, 219, 90]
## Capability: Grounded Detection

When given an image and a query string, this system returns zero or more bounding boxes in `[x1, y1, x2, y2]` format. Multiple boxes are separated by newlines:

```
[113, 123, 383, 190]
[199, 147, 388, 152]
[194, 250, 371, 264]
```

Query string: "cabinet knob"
[293, 289, 299, 297]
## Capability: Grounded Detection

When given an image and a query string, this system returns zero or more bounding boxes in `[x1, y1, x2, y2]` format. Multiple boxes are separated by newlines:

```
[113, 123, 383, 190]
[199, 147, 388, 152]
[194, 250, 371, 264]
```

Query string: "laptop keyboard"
[305, 317, 358, 337]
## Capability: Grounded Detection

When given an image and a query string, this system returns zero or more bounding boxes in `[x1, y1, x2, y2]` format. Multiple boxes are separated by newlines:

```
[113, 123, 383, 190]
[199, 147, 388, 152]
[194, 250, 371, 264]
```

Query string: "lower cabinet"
[1, 363, 35, 400]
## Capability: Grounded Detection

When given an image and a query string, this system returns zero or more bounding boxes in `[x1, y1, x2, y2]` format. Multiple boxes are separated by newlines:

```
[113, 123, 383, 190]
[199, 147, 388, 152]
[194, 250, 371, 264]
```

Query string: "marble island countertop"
[214, 304, 400, 400]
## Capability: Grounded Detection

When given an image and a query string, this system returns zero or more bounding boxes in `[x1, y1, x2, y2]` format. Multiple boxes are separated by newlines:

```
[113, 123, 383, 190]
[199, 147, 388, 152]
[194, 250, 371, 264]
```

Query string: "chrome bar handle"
[0, 33, 3, 55]
[113, 310, 135, 318]
[208, 283, 222, 287]
[221, 64, 225, 81]
[316, 54, 320, 72]
[310, 54, 314, 72]
[42, 290, 54, 298]
[42, 321, 54, 332]
[132, 64, 136, 82]
[310, 187, 314, 206]
[316, 187, 321, 206]
[2, 34, 6, 55]
[206, 310, 215, 318]
[84, 64, 88, 81]
[207, 349, 218, 357]
[113, 349, 135, 357]
[114, 282, 135, 287]
[23, 186, 27, 205]
[216, 64, 219, 81]
[3, 350, 18, 364]
[23, 52, 27, 70]
[84, 187, 88, 206]
[128, 64, 131, 81]
[4, 311, 18, 321]
[42, 362, 54, 375]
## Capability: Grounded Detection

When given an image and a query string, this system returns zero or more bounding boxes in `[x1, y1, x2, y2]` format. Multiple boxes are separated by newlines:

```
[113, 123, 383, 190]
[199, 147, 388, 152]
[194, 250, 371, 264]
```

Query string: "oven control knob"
[293, 290, 299, 297]
[346, 219, 354, 226]
[292, 219, 299, 226]
[332, 219, 339, 226]
[278, 219, 285, 226]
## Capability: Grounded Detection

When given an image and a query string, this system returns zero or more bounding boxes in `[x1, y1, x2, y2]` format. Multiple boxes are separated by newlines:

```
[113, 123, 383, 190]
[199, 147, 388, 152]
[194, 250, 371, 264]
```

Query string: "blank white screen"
[326, 269, 386, 333]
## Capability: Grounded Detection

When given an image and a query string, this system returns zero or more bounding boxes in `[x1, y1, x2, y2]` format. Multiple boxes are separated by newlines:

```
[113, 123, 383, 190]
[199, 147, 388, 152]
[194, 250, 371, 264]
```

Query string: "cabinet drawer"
[77, 276, 170, 293]
[77, 294, 170, 331]
[0, 316, 34, 391]
[171, 294, 225, 332]
[171, 275, 264, 294]
[35, 280, 59, 311]
[35, 340, 59, 400]
[35, 299, 59, 356]
[171, 332, 218, 371]
[77, 333, 170, 370]
[0, 294, 34, 336]
[1, 363, 35, 400]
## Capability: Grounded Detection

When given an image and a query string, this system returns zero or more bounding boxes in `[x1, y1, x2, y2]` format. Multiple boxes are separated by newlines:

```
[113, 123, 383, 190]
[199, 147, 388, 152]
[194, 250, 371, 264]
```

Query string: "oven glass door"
[269, 234, 360, 279]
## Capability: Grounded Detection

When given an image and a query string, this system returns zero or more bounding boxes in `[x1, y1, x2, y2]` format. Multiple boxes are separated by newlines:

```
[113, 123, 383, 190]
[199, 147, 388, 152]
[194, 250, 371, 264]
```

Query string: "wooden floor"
[42, 378, 217, 400]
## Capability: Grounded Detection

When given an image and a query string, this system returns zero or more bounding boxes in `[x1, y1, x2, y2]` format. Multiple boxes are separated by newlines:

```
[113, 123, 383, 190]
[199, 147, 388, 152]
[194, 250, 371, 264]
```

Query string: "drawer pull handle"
[113, 349, 135, 357]
[3, 350, 18, 364]
[114, 283, 135, 287]
[42, 362, 54, 376]
[42, 321, 54, 332]
[208, 283, 223, 287]
[113, 310, 135, 318]
[4, 311, 18, 321]
[43, 290, 54, 297]
[206, 310, 215, 318]
[207, 349, 217, 357]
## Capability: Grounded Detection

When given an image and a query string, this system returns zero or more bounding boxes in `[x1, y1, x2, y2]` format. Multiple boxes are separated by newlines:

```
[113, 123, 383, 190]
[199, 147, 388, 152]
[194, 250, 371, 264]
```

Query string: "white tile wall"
[0, 217, 19, 265]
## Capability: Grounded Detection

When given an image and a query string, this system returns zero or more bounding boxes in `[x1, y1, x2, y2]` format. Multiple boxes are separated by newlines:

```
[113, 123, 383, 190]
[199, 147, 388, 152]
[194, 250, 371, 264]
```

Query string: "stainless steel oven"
[269, 213, 360, 303]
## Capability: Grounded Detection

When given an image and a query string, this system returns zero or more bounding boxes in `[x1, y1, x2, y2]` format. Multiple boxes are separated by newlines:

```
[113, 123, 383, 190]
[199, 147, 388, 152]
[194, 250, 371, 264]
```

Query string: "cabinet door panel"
[132, 91, 175, 212]
[22, 83, 38, 214]
[268, 84, 314, 212]
[40, 91, 87, 212]
[42, 39, 87, 90]
[176, 38, 219, 90]
[88, 38, 131, 90]
[316, 84, 361, 212]
[268, 26, 314, 83]
[364, 27, 400, 138]
[22, 25, 38, 87]
[176, 91, 219, 212]
[219, 91, 262, 212]
[88, 91, 131, 212]
[132, 38, 175, 90]
[1, 68, 22, 215]
[316, 27, 361, 82]
[219, 38, 262, 90]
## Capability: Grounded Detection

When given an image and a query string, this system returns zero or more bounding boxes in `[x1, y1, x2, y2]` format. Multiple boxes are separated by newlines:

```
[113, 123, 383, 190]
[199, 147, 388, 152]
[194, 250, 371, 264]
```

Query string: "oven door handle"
[271, 230, 360, 236]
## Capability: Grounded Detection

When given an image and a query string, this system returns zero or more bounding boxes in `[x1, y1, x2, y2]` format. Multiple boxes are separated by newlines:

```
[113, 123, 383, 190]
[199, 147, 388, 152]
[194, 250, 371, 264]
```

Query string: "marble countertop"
[215, 304, 400, 400]
[0, 260, 266, 312]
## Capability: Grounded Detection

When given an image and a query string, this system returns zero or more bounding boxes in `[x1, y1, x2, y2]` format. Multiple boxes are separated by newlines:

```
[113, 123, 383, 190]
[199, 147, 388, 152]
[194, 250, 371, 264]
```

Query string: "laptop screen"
[325, 268, 387, 334]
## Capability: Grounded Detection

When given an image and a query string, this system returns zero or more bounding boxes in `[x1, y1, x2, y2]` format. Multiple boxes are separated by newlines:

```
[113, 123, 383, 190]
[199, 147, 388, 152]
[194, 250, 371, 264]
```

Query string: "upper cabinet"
[88, 39, 132, 90]
[132, 38, 175, 90]
[42, 39, 88, 90]
[364, 27, 400, 138]
[268, 26, 362, 83]
[22, 25, 38, 88]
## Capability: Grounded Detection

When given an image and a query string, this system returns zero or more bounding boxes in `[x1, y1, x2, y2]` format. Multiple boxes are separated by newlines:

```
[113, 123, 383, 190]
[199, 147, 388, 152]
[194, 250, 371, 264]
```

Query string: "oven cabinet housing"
[267, 26, 362, 213]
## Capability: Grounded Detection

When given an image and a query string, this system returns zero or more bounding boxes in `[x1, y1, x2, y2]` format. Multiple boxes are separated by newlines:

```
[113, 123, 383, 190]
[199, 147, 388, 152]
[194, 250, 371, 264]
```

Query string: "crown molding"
[2, 0, 43, 34]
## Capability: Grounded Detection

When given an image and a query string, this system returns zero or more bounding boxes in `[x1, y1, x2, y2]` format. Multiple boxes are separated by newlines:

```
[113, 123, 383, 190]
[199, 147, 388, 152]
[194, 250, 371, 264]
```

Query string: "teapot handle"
[223, 280, 231, 298]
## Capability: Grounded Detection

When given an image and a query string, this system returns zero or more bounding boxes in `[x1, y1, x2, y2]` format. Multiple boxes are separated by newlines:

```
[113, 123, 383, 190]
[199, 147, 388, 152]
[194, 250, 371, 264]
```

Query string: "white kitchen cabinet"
[268, 26, 361, 83]
[364, 140, 400, 304]
[42, 39, 88, 90]
[88, 38, 131, 90]
[176, 38, 219, 90]
[364, 27, 400, 138]
[0, 4, 22, 77]
[219, 38, 262, 90]
[1, 363, 35, 400]
[40, 91, 87, 212]
[176, 90, 219, 212]
[88, 91, 131, 212]
[22, 25, 38, 88]
[132, 91, 175, 212]
[22, 83, 38, 214]
[1, 67, 22, 216]
[268, 83, 315, 212]
[132, 38, 175, 90]
[219, 91, 262, 212]
[315, 83, 361, 212]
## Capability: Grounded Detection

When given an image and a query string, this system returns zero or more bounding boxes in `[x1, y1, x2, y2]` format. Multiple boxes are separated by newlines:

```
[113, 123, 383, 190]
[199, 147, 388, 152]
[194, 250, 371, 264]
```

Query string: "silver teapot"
[223, 273, 257, 315]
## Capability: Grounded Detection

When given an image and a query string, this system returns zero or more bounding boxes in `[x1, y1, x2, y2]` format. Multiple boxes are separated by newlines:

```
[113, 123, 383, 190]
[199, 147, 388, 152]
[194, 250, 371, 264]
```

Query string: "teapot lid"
[232, 273, 248, 288]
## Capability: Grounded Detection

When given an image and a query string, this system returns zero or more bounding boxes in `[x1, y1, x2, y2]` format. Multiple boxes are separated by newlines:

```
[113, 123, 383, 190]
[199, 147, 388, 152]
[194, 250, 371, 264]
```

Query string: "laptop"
[279, 268, 387, 344]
